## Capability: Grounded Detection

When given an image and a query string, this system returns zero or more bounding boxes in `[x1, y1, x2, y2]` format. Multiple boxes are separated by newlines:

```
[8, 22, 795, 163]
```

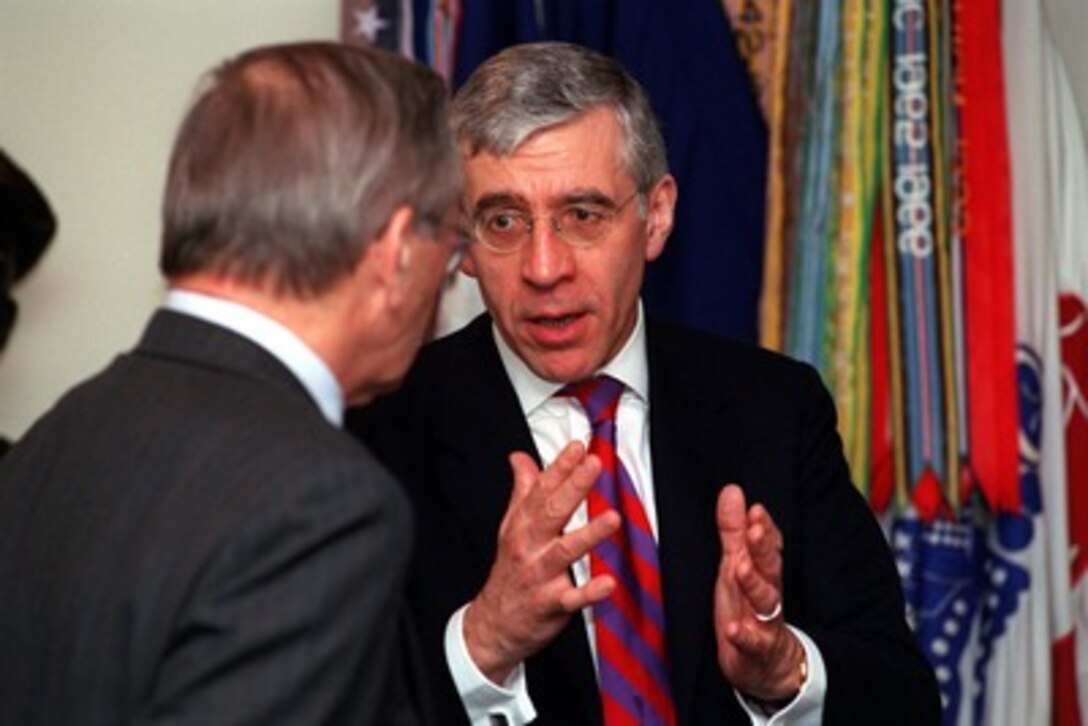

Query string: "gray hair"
[161, 41, 461, 298]
[450, 42, 668, 192]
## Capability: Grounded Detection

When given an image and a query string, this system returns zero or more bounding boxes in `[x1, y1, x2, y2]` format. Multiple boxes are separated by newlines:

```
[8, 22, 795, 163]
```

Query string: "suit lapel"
[647, 323, 743, 721]
[431, 318, 602, 722]
[429, 317, 535, 556]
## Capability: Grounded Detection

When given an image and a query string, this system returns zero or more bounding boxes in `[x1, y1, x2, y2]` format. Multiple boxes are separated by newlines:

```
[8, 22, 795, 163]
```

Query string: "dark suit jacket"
[0, 310, 424, 726]
[348, 314, 940, 725]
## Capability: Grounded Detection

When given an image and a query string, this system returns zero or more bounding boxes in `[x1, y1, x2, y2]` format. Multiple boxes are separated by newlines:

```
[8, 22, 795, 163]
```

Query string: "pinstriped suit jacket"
[348, 313, 941, 725]
[0, 310, 423, 725]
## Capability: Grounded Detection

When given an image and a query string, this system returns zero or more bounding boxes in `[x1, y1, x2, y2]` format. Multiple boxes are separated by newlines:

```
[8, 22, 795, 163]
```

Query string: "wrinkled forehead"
[460, 108, 633, 205]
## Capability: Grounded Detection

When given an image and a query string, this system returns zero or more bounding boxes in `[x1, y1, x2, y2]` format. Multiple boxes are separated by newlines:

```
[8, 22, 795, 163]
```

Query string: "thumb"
[717, 484, 749, 558]
[507, 451, 540, 506]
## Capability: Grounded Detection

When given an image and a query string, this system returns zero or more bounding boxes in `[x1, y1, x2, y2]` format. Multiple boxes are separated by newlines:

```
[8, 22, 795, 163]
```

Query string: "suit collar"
[162, 291, 343, 425]
[136, 310, 320, 416]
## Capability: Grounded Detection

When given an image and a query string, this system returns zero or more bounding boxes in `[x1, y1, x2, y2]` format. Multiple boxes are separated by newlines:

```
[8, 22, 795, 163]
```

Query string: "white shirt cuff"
[735, 625, 827, 725]
[444, 605, 538, 725]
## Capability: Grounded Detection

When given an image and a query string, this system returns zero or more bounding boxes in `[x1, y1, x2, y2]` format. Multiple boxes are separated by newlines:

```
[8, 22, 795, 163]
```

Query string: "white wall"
[0, 1, 336, 440]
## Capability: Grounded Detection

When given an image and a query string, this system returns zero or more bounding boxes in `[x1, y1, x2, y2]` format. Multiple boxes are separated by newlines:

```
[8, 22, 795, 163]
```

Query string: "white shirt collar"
[494, 303, 649, 416]
[163, 289, 345, 426]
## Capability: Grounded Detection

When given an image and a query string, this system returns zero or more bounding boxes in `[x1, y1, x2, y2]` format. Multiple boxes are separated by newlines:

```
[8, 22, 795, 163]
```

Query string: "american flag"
[340, 0, 412, 56]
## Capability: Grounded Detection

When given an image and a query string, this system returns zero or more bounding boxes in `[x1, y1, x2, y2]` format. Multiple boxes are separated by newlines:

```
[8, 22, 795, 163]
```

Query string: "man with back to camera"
[348, 42, 941, 725]
[0, 41, 465, 725]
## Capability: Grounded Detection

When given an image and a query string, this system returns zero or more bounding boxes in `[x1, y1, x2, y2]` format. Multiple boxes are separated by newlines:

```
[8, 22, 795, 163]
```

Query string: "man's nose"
[520, 218, 574, 286]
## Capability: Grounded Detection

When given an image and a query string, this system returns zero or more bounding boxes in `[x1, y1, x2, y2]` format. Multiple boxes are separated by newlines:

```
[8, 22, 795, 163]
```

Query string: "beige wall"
[0, 1, 336, 439]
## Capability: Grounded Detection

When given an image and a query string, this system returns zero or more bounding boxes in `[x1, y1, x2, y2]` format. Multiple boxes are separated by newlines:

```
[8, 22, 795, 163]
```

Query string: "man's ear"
[460, 251, 478, 278]
[366, 205, 416, 310]
[644, 174, 677, 262]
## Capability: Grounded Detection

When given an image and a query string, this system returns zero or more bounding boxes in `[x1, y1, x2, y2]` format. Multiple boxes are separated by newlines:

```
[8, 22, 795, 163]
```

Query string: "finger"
[507, 448, 600, 544]
[714, 543, 747, 622]
[542, 453, 601, 523]
[557, 574, 617, 613]
[539, 508, 620, 574]
[505, 451, 544, 516]
[721, 617, 774, 658]
[717, 484, 749, 558]
[526, 454, 601, 536]
[736, 556, 781, 621]
[503, 452, 555, 545]
[746, 528, 782, 582]
[747, 504, 784, 553]
[746, 506, 784, 578]
[511, 448, 599, 546]
[537, 440, 588, 494]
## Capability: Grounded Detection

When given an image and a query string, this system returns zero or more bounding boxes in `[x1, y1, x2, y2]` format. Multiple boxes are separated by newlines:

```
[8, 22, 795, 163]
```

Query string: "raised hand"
[714, 484, 806, 701]
[463, 441, 621, 683]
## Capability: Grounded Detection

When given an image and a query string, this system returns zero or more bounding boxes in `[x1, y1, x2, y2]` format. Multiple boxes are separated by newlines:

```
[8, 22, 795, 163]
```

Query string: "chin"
[528, 356, 596, 384]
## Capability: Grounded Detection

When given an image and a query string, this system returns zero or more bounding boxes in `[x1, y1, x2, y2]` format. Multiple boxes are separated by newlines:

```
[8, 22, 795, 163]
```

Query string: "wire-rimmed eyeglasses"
[417, 214, 472, 286]
[472, 190, 641, 254]
[441, 229, 471, 284]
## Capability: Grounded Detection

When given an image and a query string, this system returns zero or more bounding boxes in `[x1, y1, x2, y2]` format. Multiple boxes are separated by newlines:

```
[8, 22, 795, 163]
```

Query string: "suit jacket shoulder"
[0, 310, 417, 725]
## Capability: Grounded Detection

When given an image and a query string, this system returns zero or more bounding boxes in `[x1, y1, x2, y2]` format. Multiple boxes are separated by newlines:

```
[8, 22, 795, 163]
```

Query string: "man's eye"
[486, 213, 521, 232]
[564, 206, 606, 226]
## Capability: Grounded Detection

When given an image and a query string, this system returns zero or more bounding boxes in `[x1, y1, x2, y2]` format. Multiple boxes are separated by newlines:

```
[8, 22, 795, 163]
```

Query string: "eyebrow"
[473, 193, 528, 214]
[472, 188, 618, 215]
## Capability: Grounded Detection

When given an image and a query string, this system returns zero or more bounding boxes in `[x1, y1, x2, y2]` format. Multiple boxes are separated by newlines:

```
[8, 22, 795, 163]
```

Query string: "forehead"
[462, 107, 631, 206]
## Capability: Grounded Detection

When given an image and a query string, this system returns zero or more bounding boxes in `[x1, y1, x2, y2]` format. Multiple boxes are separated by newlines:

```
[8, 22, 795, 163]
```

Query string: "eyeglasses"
[417, 212, 472, 286]
[472, 191, 641, 254]
[441, 228, 471, 285]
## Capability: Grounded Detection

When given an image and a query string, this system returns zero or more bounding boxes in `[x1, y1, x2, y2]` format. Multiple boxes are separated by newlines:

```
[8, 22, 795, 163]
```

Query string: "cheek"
[593, 250, 642, 305]
[469, 257, 517, 302]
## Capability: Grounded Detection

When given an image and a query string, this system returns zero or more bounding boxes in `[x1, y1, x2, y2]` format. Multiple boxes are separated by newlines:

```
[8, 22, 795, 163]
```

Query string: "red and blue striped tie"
[563, 376, 677, 726]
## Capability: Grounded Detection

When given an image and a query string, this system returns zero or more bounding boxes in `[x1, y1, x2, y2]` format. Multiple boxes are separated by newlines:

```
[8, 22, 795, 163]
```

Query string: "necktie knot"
[559, 375, 624, 425]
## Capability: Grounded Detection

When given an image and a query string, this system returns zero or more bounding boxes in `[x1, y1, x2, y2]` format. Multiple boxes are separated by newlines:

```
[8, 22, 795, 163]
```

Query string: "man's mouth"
[530, 313, 582, 328]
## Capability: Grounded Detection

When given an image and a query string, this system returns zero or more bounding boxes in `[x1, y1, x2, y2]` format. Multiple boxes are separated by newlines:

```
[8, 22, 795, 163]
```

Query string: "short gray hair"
[451, 42, 668, 192]
[161, 41, 461, 298]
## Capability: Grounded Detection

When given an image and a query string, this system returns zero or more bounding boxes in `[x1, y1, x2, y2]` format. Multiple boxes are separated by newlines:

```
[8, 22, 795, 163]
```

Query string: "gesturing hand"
[714, 484, 806, 702]
[463, 441, 621, 684]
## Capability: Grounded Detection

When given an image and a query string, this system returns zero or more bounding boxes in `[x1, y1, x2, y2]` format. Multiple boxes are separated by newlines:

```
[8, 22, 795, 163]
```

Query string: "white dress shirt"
[445, 305, 826, 725]
[163, 289, 344, 427]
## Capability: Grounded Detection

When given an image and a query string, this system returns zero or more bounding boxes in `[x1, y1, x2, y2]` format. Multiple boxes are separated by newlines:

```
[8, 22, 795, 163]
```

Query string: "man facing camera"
[349, 42, 940, 724]
[0, 41, 463, 725]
